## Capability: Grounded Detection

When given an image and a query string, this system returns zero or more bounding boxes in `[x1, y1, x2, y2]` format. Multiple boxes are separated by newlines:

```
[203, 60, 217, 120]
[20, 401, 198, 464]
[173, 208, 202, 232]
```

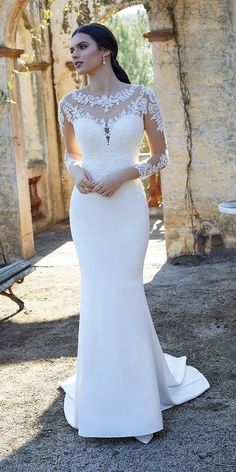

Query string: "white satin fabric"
[59, 180, 210, 438]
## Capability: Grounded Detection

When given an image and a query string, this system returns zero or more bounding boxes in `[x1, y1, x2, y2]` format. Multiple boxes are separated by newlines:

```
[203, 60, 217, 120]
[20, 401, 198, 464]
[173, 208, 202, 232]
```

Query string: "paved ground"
[0, 216, 235, 472]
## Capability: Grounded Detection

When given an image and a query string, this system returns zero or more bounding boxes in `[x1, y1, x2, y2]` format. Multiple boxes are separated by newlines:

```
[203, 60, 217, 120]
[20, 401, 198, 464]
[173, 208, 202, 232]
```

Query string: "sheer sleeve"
[58, 97, 84, 185]
[58, 97, 66, 135]
[133, 87, 169, 180]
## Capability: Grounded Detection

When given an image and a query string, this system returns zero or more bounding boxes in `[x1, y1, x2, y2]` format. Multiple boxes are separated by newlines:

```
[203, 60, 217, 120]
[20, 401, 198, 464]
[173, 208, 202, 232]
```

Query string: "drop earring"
[102, 55, 106, 65]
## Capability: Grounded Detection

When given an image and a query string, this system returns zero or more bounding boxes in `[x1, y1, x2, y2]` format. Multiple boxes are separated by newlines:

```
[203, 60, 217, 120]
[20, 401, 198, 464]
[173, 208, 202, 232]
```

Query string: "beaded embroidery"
[58, 85, 164, 144]
[58, 84, 168, 180]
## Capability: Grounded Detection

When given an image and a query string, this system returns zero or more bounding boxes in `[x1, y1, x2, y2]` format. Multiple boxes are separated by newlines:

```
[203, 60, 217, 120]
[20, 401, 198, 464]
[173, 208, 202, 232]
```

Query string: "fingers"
[99, 190, 113, 198]
[92, 182, 107, 193]
[83, 181, 94, 190]
[76, 180, 92, 194]
[80, 177, 95, 191]
[76, 183, 87, 194]
[83, 176, 95, 189]
[102, 191, 111, 197]
[77, 179, 113, 197]
[92, 184, 113, 197]
[91, 183, 101, 193]
[84, 170, 95, 183]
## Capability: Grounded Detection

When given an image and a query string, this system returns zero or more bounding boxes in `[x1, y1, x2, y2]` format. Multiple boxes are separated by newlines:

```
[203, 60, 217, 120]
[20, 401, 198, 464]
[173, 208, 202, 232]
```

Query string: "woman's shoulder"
[58, 85, 156, 105]
[58, 89, 76, 105]
[140, 84, 156, 94]
[131, 84, 157, 97]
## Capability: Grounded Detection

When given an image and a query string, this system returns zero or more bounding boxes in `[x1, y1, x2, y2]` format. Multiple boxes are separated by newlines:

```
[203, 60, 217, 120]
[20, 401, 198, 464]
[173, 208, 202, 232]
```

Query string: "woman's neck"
[86, 68, 124, 96]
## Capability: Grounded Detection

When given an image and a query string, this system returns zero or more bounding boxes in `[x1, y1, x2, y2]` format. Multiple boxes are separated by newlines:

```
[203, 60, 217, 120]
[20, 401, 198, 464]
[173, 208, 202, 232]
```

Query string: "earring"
[102, 55, 106, 65]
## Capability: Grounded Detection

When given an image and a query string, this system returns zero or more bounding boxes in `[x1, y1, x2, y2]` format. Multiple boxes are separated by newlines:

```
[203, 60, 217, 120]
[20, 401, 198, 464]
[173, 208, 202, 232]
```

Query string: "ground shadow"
[30, 219, 73, 262]
[1, 219, 235, 470]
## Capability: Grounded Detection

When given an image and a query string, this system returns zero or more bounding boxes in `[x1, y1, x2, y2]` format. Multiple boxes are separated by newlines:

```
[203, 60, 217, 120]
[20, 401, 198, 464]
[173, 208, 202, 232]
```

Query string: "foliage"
[0, 90, 15, 106]
[105, 9, 153, 87]
[105, 9, 153, 152]
[0, 64, 29, 106]
[28, 0, 55, 43]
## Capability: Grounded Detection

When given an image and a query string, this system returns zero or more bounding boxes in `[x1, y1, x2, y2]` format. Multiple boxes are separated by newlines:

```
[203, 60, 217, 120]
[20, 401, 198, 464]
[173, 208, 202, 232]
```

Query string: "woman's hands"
[90, 171, 125, 198]
[76, 169, 95, 194]
[76, 169, 128, 197]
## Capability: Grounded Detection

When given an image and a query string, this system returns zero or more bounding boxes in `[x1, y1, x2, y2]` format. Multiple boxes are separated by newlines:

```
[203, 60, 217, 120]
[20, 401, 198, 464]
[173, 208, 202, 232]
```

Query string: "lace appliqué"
[58, 85, 165, 145]
[142, 88, 164, 133]
[133, 151, 169, 180]
[71, 85, 137, 112]
[58, 104, 65, 131]
[58, 99, 80, 131]
[58, 86, 138, 139]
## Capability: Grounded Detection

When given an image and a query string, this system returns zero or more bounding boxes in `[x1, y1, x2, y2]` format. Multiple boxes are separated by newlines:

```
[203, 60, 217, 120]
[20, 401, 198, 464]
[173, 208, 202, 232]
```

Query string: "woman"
[58, 22, 210, 444]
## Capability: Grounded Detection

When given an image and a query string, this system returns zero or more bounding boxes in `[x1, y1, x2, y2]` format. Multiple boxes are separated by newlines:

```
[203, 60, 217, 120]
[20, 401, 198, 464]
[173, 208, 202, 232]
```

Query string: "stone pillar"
[146, 2, 191, 257]
[146, 0, 236, 258]
[0, 47, 34, 262]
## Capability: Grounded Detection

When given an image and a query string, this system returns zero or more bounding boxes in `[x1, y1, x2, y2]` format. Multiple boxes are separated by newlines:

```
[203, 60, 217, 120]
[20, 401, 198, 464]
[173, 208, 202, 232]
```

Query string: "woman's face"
[70, 32, 108, 74]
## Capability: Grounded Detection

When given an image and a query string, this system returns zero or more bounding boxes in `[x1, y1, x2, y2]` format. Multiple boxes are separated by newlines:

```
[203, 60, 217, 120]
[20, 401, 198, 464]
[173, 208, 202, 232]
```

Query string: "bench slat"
[0, 259, 32, 284]
[0, 265, 35, 293]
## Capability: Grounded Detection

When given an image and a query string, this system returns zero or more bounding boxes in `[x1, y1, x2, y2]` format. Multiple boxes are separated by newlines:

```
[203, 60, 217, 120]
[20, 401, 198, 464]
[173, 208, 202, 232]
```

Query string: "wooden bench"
[0, 259, 35, 312]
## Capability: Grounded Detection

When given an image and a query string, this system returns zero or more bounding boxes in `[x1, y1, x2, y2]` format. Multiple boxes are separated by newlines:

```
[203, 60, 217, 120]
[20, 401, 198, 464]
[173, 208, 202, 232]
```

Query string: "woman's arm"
[58, 98, 94, 192]
[125, 87, 169, 182]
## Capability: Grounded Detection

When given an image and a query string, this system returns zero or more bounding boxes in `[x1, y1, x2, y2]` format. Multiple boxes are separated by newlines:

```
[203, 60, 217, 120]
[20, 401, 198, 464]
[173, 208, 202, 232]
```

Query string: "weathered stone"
[148, 0, 236, 257]
[0, 0, 235, 259]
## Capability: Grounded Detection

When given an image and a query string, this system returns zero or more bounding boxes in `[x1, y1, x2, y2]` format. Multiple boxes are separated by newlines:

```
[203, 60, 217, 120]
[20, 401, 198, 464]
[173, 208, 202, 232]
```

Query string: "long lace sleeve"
[133, 87, 169, 180]
[63, 151, 84, 183]
[58, 97, 84, 185]
[58, 97, 66, 134]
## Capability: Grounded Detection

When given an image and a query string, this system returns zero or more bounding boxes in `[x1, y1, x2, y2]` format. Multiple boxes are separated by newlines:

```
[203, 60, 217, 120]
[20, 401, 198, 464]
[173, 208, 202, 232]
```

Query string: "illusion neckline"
[75, 84, 139, 100]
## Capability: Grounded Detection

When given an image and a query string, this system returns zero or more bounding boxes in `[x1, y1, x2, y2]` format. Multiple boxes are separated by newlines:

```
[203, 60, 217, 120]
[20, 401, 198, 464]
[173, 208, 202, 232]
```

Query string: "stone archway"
[0, 0, 177, 261]
[3, 0, 28, 46]
[1, 0, 235, 261]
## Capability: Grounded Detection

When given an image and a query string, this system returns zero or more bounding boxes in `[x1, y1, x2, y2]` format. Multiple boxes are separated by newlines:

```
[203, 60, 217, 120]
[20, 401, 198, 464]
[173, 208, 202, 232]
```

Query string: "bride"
[58, 22, 210, 444]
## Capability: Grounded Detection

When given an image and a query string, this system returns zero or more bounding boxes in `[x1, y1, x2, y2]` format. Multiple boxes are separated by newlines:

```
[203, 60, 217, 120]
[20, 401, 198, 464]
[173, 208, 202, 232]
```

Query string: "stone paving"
[0, 216, 235, 471]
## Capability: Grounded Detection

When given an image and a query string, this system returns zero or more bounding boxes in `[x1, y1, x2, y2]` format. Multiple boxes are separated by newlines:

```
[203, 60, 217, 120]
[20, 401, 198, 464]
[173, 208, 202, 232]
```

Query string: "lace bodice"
[58, 84, 168, 181]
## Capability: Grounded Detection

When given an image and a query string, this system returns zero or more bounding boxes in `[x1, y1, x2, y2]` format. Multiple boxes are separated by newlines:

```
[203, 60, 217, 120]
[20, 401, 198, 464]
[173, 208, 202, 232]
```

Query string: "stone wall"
[0, 59, 23, 262]
[148, 0, 236, 257]
[0, 51, 34, 262]
[50, 0, 85, 210]
[0, 0, 235, 261]
[15, 1, 65, 234]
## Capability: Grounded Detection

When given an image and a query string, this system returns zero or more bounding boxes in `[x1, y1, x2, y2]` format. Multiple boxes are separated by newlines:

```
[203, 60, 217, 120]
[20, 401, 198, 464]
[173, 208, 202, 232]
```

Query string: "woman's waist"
[72, 172, 146, 198]
[72, 178, 147, 209]
[81, 157, 138, 180]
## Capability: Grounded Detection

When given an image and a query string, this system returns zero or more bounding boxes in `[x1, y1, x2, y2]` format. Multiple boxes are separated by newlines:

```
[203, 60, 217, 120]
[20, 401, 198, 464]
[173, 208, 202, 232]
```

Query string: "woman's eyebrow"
[70, 42, 88, 52]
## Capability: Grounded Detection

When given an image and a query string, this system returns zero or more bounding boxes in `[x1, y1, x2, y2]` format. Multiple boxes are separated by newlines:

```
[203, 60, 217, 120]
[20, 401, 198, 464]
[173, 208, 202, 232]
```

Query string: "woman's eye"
[70, 44, 87, 53]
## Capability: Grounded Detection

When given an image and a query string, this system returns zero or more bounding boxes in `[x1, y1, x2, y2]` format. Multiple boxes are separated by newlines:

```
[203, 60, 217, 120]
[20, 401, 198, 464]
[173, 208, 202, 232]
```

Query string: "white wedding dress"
[57, 84, 210, 442]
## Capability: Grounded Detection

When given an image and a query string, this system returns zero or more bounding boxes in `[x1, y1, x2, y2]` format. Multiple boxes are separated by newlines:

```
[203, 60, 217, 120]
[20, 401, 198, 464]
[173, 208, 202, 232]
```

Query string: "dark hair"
[71, 22, 131, 84]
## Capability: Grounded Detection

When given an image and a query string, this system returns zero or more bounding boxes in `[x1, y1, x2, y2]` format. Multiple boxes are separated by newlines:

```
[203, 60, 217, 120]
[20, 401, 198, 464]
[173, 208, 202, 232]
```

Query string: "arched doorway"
[0, 0, 165, 262]
[1, 0, 186, 262]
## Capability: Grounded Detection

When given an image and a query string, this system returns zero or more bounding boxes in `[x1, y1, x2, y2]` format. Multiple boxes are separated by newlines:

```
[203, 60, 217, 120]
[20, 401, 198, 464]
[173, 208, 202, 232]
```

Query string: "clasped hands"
[76, 169, 124, 198]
